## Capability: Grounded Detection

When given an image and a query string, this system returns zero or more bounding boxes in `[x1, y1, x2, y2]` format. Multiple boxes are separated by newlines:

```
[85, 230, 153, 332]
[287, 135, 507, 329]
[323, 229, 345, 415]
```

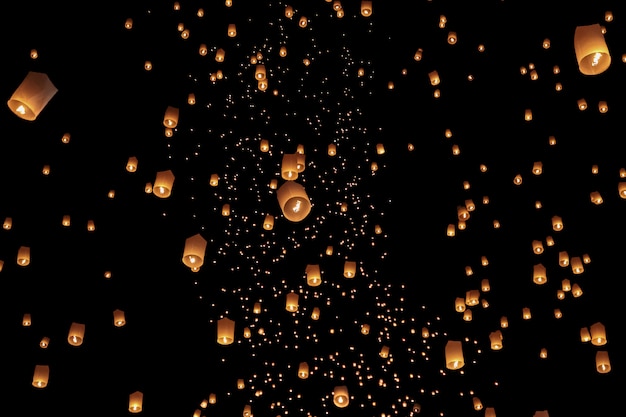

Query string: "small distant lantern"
[532, 240, 544, 254]
[3, 217, 12, 230]
[217, 317, 235, 345]
[306, 264, 322, 286]
[144, 60, 153, 71]
[421, 327, 429, 338]
[578, 98, 588, 110]
[581, 327, 591, 342]
[129, 391, 143, 413]
[7, 71, 58, 121]
[532, 161, 543, 175]
[237, 379, 245, 389]
[574, 23, 611, 75]
[154, 169, 175, 198]
[221, 203, 231, 216]
[187, 93, 196, 105]
[42, 165, 50, 175]
[500, 316, 509, 328]
[558, 251, 569, 267]
[87, 220, 95, 231]
[522, 307, 532, 320]
[210, 174, 220, 187]
[463, 309, 472, 321]
[32, 365, 50, 388]
[113, 309, 126, 327]
[333, 385, 349, 408]
[286, 292, 299, 312]
[298, 362, 309, 379]
[182, 233, 207, 271]
[379, 345, 390, 358]
[473, 397, 483, 410]
[596, 351, 611, 373]
[539, 348, 548, 358]
[125, 18, 133, 29]
[428, 70, 440, 86]
[209, 393, 217, 404]
[277, 181, 312, 222]
[447, 31, 457, 44]
[455, 297, 466, 312]
[253, 302, 262, 314]
[39, 336, 50, 348]
[215, 48, 225, 62]
[260, 139, 270, 152]
[298, 16, 308, 28]
[554, 308, 563, 318]
[571, 256, 584, 274]
[361, 324, 370, 335]
[163, 106, 179, 128]
[481, 279, 490, 292]
[343, 260, 357, 278]
[445, 340, 464, 369]
[255, 64, 266, 80]
[199, 44, 208, 56]
[17, 246, 31, 266]
[279, 46, 287, 57]
[62, 215, 71, 227]
[414, 48, 424, 61]
[67, 322, 85, 346]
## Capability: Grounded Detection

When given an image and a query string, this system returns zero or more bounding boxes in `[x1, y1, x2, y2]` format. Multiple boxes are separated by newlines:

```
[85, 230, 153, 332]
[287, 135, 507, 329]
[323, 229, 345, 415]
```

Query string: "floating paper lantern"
[217, 317, 235, 345]
[333, 385, 349, 408]
[113, 309, 126, 327]
[182, 233, 207, 271]
[286, 292, 299, 312]
[533, 263, 547, 284]
[596, 351, 611, 373]
[263, 214, 274, 230]
[306, 264, 322, 286]
[22, 313, 32, 326]
[445, 340, 464, 369]
[39, 337, 50, 348]
[67, 322, 85, 346]
[281, 153, 299, 180]
[571, 256, 584, 274]
[489, 330, 503, 350]
[379, 345, 390, 358]
[298, 362, 309, 379]
[277, 181, 312, 222]
[590, 322, 607, 346]
[311, 307, 320, 320]
[343, 260, 357, 278]
[227, 23, 237, 37]
[129, 391, 143, 413]
[7, 71, 58, 121]
[473, 397, 483, 410]
[361, 324, 370, 335]
[154, 170, 175, 198]
[17, 246, 31, 266]
[360, 1, 372, 16]
[3, 217, 11, 230]
[574, 23, 611, 75]
[32, 365, 50, 388]
[163, 106, 179, 128]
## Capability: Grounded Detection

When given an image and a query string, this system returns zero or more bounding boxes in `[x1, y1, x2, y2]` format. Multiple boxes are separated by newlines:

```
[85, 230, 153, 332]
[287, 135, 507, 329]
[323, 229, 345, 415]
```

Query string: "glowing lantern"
[263, 214, 274, 230]
[485, 407, 496, 417]
[87, 220, 95, 232]
[463, 309, 472, 321]
[311, 307, 320, 320]
[298, 362, 309, 379]
[281, 153, 299, 180]
[574, 23, 611, 75]
[237, 379, 245, 389]
[455, 297, 466, 312]
[7, 71, 58, 121]
[129, 391, 143, 413]
[360, 1, 372, 16]
[209, 393, 217, 404]
[578, 98, 588, 110]
[277, 181, 312, 222]
[22, 313, 32, 326]
[182, 233, 207, 271]
[32, 365, 50, 388]
[500, 316, 509, 328]
[299, 16, 308, 27]
[551, 215, 563, 231]
[465, 289, 480, 306]
[217, 317, 235, 345]
[17, 246, 31, 266]
[571, 256, 584, 274]
[379, 345, 390, 358]
[153, 170, 175, 198]
[333, 385, 349, 408]
[580, 327, 591, 342]
[361, 324, 370, 335]
[253, 302, 262, 314]
[489, 330, 503, 350]
[62, 215, 71, 227]
[539, 348, 548, 358]
[67, 322, 85, 346]
[113, 309, 126, 327]
[163, 106, 179, 128]
[590, 322, 607, 346]
[343, 260, 357, 278]
[445, 340, 464, 369]
[447, 31, 457, 44]
[210, 174, 219, 187]
[221, 204, 231, 216]
[306, 264, 322, 286]
[428, 70, 440, 85]
[3, 217, 12, 230]
[260, 139, 270, 152]
[227, 23, 237, 37]
[558, 251, 569, 267]
[39, 337, 50, 348]
[473, 397, 483, 410]
[414, 48, 423, 61]
[215, 48, 225, 62]
[532, 240, 544, 254]
[286, 292, 299, 312]
[596, 351, 611, 373]
[533, 263, 547, 284]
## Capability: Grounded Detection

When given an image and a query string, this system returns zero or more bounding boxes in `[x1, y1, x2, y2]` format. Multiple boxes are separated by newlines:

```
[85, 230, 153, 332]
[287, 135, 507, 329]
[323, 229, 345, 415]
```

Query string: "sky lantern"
[7, 71, 58, 121]
[32, 365, 50, 388]
[217, 317, 235, 345]
[153, 170, 175, 198]
[277, 181, 312, 222]
[129, 391, 143, 413]
[333, 385, 349, 407]
[182, 233, 207, 272]
[574, 23, 611, 75]
[445, 340, 464, 369]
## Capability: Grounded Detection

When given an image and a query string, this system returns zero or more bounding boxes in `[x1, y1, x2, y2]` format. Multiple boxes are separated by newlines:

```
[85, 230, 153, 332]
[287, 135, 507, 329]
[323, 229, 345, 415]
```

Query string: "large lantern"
[32, 365, 50, 388]
[596, 350, 611, 373]
[333, 385, 349, 408]
[445, 340, 464, 369]
[182, 233, 207, 271]
[7, 71, 58, 121]
[574, 23, 611, 75]
[154, 170, 175, 198]
[129, 391, 143, 413]
[277, 181, 311, 222]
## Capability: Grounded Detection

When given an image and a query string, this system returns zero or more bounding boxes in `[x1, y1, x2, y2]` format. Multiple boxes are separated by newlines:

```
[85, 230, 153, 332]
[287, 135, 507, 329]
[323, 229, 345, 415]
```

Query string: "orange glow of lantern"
[163, 106, 179, 128]
[285, 292, 299, 312]
[333, 385, 349, 408]
[590, 322, 607, 346]
[182, 233, 207, 271]
[32, 365, 50, 388]
[298, 362, 309, 379]
[217, 317, 235, 345]
[306, 264, 322, 286]
[596, 351, 611, 373]
[277, 181, 312, 222]
[67, 322, 85, 346]
[129, 391, 143, 413]
[113, 309, 126, 327]
[153, 169, 175, 198]
[7, 71, 58, 121]
[17, 246, 31, 266]
[574, 23, 611, 75]
[445, 340, 464, 369]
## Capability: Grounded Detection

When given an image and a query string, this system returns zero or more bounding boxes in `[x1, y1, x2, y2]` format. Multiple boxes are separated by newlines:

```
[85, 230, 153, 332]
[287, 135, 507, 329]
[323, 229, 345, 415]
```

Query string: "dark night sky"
[2, 1, 625, 416]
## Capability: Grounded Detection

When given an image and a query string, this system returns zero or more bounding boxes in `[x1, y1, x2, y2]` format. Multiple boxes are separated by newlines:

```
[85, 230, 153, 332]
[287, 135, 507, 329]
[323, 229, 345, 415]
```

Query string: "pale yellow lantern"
[311, 306, 320, 320]
[428, 70, 440, 86]
[574, 23, 611, 75]
[379, 345, 390, 358]
[306, 264, 322, 286]
[455, 297, 466, 312]
[255, 64, 266, 80]
[260, 139, 270, 152]
[67, 322, 85, 346]
[113, 309, 126, 327]
[62, 215, 71, 227]
[40, 336, 50, 348]
[522, 307, 532, 320]
[580, 327, 591, 342]
[129, 391, 143, 413]
[532, 240, 544, 254]
[445, 340, 464, 369]
[17, 246, 31, 266]
[328, 144, 337, 156]
[463, 309, 472, 321]
[343, 260, 357, 278]
[551, 215, 563, 231]
[558, 250, 569, 267]
[286, 292, 299, 312]
[32, 365, 50, 388]
[217, 317, 235, 345]
[7, 71, 58, 121]
[500, 316, 508, 328]
[333, 385, 349, 407]
[163, 105, 179, 127]
[182, 233, 207, 271]
[221, 203, 231, 216]
[277, 181, 312, 222]
[298, 362, 309, 379]
[154, 169, 175, 198]
[596, 351, 611, 373]
[210, 173, 220, 186]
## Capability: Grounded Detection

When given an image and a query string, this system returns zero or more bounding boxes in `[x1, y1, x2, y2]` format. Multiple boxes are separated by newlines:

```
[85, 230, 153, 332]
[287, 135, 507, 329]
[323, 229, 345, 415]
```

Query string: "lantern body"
[163, 106, 179, 127]
[590, 322, 607, 346]
[306, 264, 322, 286]
[285, 292, 299, 312]
[263, 214, 274, 230]
[596, 350, 611, 373]
[333, 385, 349, 407]
[281, 153, 299, 180]
[7, 71, 58, 120]
[17, 246, 31, 266]
[217, 317, 235, 345]
[445, 340, 464, 369]
[298, 362, 309, 379]
[343, 261, 357, 278]
[182, 233, 207, 271]
[32, 365, 50, 388]
[68, 322, 85, 346]
[129, 391, 143, 413]
[533, 263, 547, 284]
[277, 181, 312, 222]
[154, 170, 175, 198]
[113, 309, 126, 327]
[574, 23, 611, 75]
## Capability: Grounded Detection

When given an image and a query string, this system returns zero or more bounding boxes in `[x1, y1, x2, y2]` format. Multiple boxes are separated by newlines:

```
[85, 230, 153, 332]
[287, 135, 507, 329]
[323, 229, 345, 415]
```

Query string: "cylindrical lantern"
[263, 214, 274, 230]
[333, 385, 349, 408]
[343, 260, 357, 278]
[532, 240, 544, 254]
[277, 181, 312, 222]
[552, 215, 563, 231]
[67, 322, 85, 346]
[217, 317, 235, 345]
[7, 71, 58, 121]
[361, 324, 370, 335]
[580, 327, 591, 342]
[163, 106, 179, 127]
[596, 350, 611, 373]
[281, 153, 299, 180]
[113, 309, 126, 327]
[485, 407, 496, 417]
[428, 70, 440, 86]
[298, 362, 309, 379]
[129, 391, 143, 413]
[571, 256, 584, 274]
[473, 397, 483, 410]
[465, 289, 480, 306]
[306, 264, 322, 286]
[243, 404, 252, 417]
[590, 322, 607, 346]
[182, 233, 207, 271]
[522, 307, 532, 320]
[558, 251, 570, 267]
[574, 23, 611, 75]
[32, 365, 50, 388]
[126, 156, 138, 172]
[379, 345, 390, 358]
[533, 263, 547, 284]
[445, 340, 464, 369]
[361, 0, 372, 16]
[255, 64, 266, 80]
[311, 306, 320, 320]
[40, 336, 50, 348]
[154, 169, 175, 198]
[286, 292, 299, 312]
[22, 313, 32, 326]
[489, 331, 503, 350]
[500, 316, 509, 328]
[17, 246, 31, 266]
[455, 297, 466, 312]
